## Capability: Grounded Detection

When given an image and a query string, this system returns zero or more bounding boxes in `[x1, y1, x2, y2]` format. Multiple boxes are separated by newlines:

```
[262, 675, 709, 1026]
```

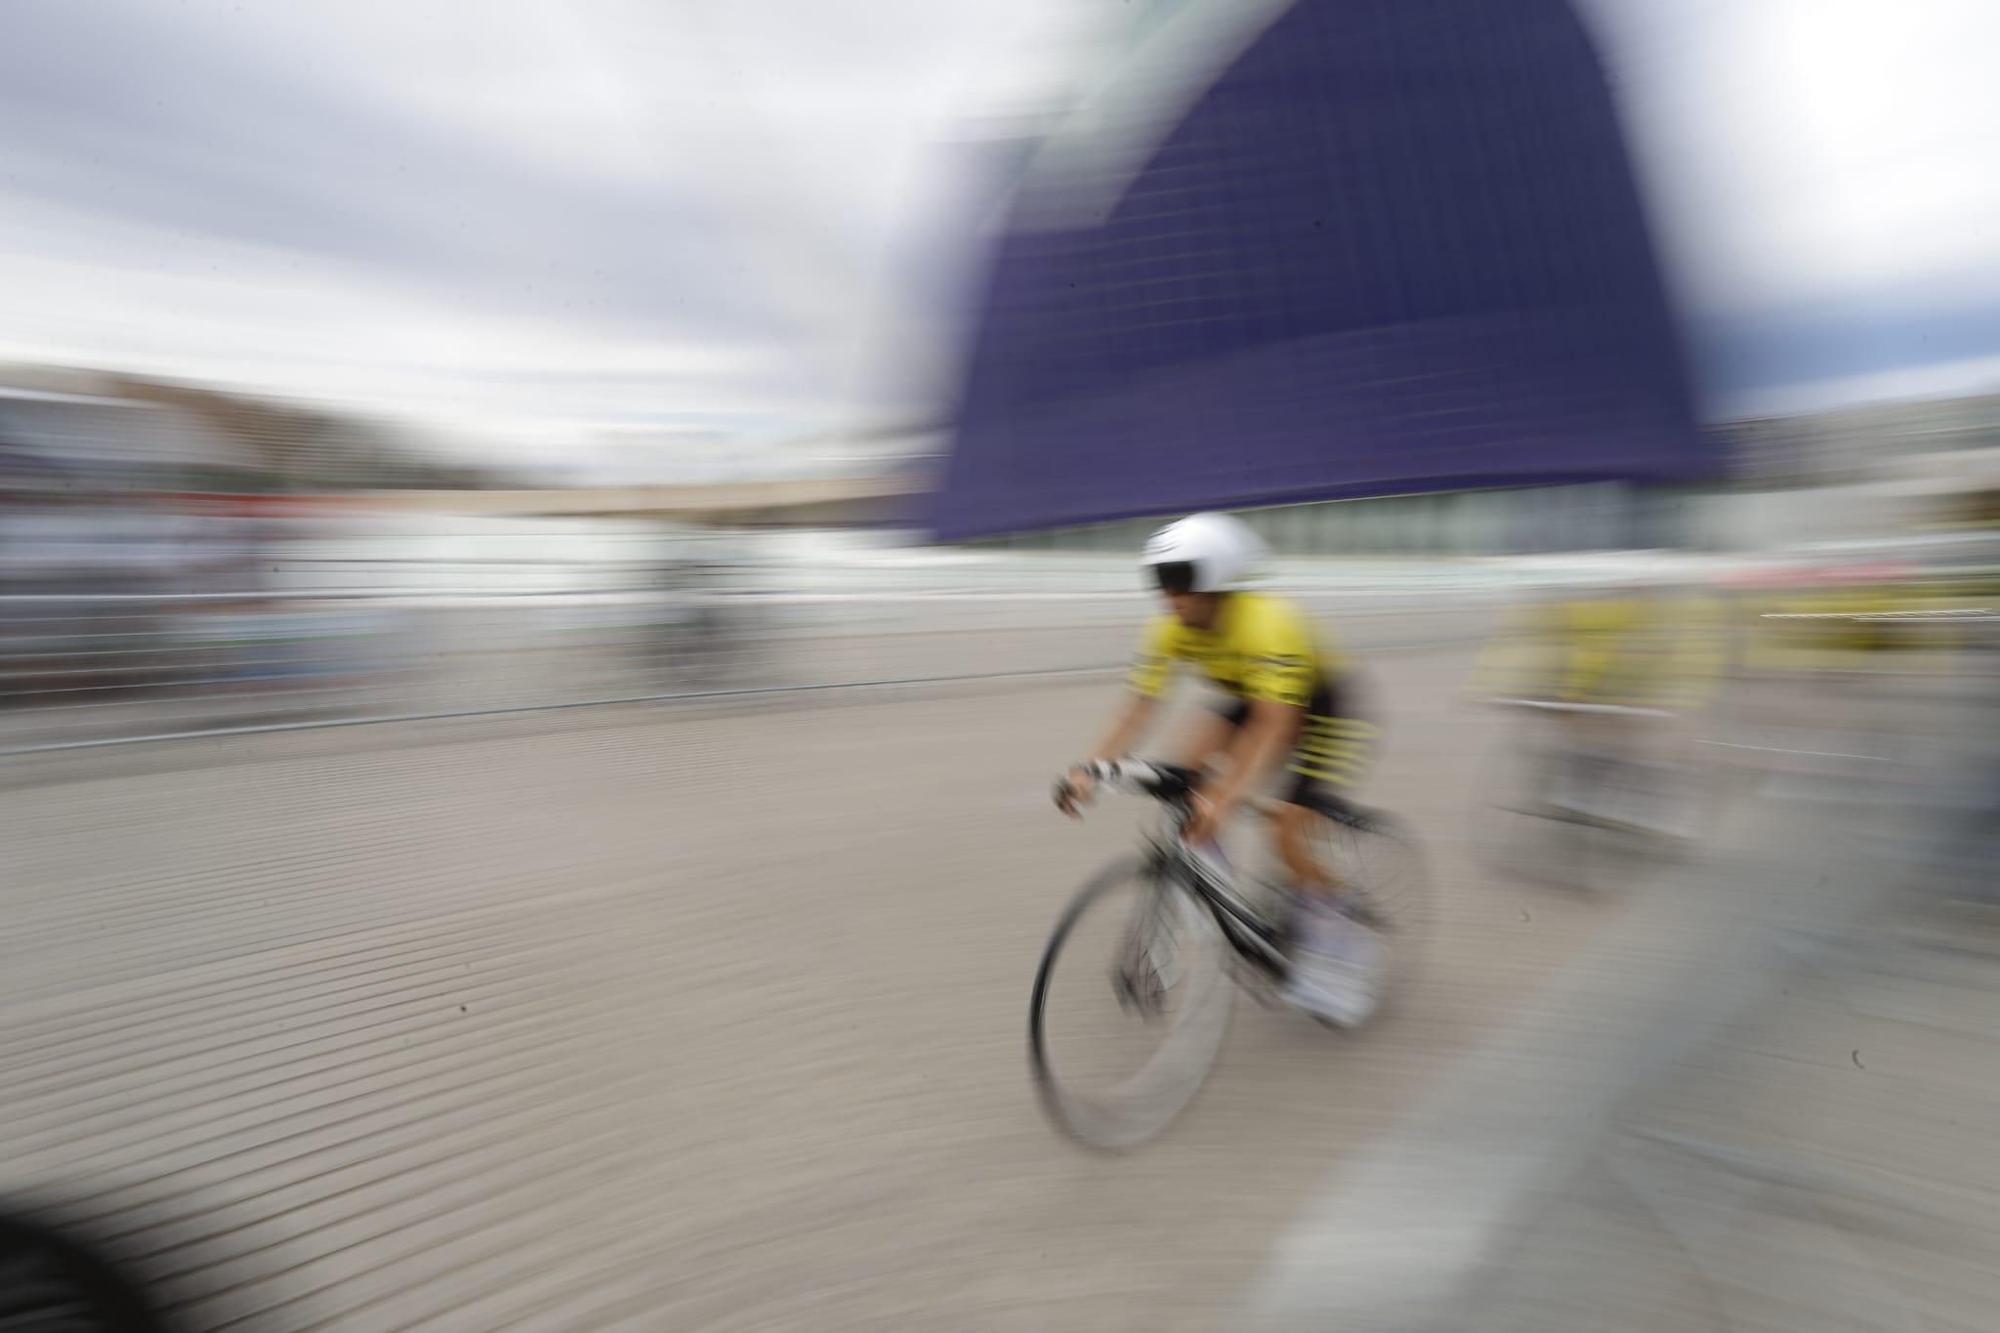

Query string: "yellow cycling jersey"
[1125, 591, 1345, 711]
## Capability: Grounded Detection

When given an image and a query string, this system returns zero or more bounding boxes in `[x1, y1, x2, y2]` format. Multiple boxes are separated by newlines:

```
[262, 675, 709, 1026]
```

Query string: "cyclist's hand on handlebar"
[1181, 790, 1224, 846]
[1053, 766, 1095, 818]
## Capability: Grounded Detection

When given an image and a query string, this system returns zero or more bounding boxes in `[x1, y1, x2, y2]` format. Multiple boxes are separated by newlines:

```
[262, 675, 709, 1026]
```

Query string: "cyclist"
[1054, 512, 1387, 1026]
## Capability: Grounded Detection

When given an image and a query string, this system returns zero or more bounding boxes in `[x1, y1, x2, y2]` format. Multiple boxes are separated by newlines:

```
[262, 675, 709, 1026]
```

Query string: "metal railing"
[0, 583, 1497, 754]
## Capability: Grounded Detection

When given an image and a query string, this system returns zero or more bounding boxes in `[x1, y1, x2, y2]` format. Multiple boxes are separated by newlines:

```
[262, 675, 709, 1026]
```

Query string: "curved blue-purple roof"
[931, 0, 1710, 541]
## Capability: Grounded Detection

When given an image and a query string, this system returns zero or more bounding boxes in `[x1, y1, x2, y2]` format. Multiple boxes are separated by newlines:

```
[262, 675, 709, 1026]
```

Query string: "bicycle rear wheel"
[1029, 857, 1234, 1151]
[1304, 802, 1433, 1006]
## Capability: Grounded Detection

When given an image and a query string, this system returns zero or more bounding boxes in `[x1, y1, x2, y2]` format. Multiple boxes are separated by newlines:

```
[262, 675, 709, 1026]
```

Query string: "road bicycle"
[1029, 759, 1427, 1150]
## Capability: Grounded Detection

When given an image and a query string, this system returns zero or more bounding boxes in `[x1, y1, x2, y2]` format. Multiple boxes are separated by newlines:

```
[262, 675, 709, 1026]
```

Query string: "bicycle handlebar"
[1080, 757, 1200, 798]
[1055, 758, 1200, 817]
[1062, 757, 1350, 830]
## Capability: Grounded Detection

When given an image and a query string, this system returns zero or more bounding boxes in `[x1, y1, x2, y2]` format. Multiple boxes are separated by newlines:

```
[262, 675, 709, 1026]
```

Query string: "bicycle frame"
[1091, 755, 1400, 988]
[1140, 810, 1291, 986]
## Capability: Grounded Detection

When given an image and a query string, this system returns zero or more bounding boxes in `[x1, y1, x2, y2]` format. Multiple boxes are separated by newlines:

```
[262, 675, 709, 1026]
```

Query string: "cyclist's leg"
[1270, 711, 1379, 899]
[1273, 720, 1389, 1025]
[1272, 799, 1335, 893]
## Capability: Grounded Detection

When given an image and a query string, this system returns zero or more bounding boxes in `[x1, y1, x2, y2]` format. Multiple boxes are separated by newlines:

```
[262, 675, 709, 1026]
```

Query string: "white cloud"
[1585, 0, 2000, 316]
[0, 0, 1077, 459]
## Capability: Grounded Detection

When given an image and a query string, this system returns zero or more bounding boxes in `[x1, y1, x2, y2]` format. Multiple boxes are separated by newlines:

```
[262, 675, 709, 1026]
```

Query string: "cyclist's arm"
[1207, 696, 1298, 815]
[1091, 618, 1174, 760]
[1058, 680, 1160, 815]
[1088, 690, 1159, 763]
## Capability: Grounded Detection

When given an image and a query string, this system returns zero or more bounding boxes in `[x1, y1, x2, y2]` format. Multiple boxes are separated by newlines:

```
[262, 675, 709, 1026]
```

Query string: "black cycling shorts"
[1212, 670, 1377, 809]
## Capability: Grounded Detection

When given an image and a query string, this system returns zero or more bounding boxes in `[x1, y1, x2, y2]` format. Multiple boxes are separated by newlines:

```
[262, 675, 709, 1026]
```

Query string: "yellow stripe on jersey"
[1288, 716, 1377, 786]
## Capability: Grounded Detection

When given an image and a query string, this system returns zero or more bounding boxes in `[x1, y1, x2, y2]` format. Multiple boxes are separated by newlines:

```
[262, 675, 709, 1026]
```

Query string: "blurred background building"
[0, 364, 501, 494]
[932, 0, 1711, 551]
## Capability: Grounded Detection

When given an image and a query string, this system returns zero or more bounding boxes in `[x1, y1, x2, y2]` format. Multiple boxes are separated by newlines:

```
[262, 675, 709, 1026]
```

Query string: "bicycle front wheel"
[1028, 857, 1235, 1151]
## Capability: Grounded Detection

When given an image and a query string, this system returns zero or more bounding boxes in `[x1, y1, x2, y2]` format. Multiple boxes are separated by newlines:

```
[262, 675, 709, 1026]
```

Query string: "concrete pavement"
[1, 642, 1617, 1330]
[4, 639, 1991, 1329]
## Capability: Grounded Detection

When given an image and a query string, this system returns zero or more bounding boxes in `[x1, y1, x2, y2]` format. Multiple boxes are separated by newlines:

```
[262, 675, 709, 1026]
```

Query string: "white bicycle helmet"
[1138, 512, 1268, 593]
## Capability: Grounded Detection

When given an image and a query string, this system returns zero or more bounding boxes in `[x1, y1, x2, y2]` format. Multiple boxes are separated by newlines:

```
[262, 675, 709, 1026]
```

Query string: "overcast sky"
[1, 0, 1994, 478]
[1583, 0, 1999, 416]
